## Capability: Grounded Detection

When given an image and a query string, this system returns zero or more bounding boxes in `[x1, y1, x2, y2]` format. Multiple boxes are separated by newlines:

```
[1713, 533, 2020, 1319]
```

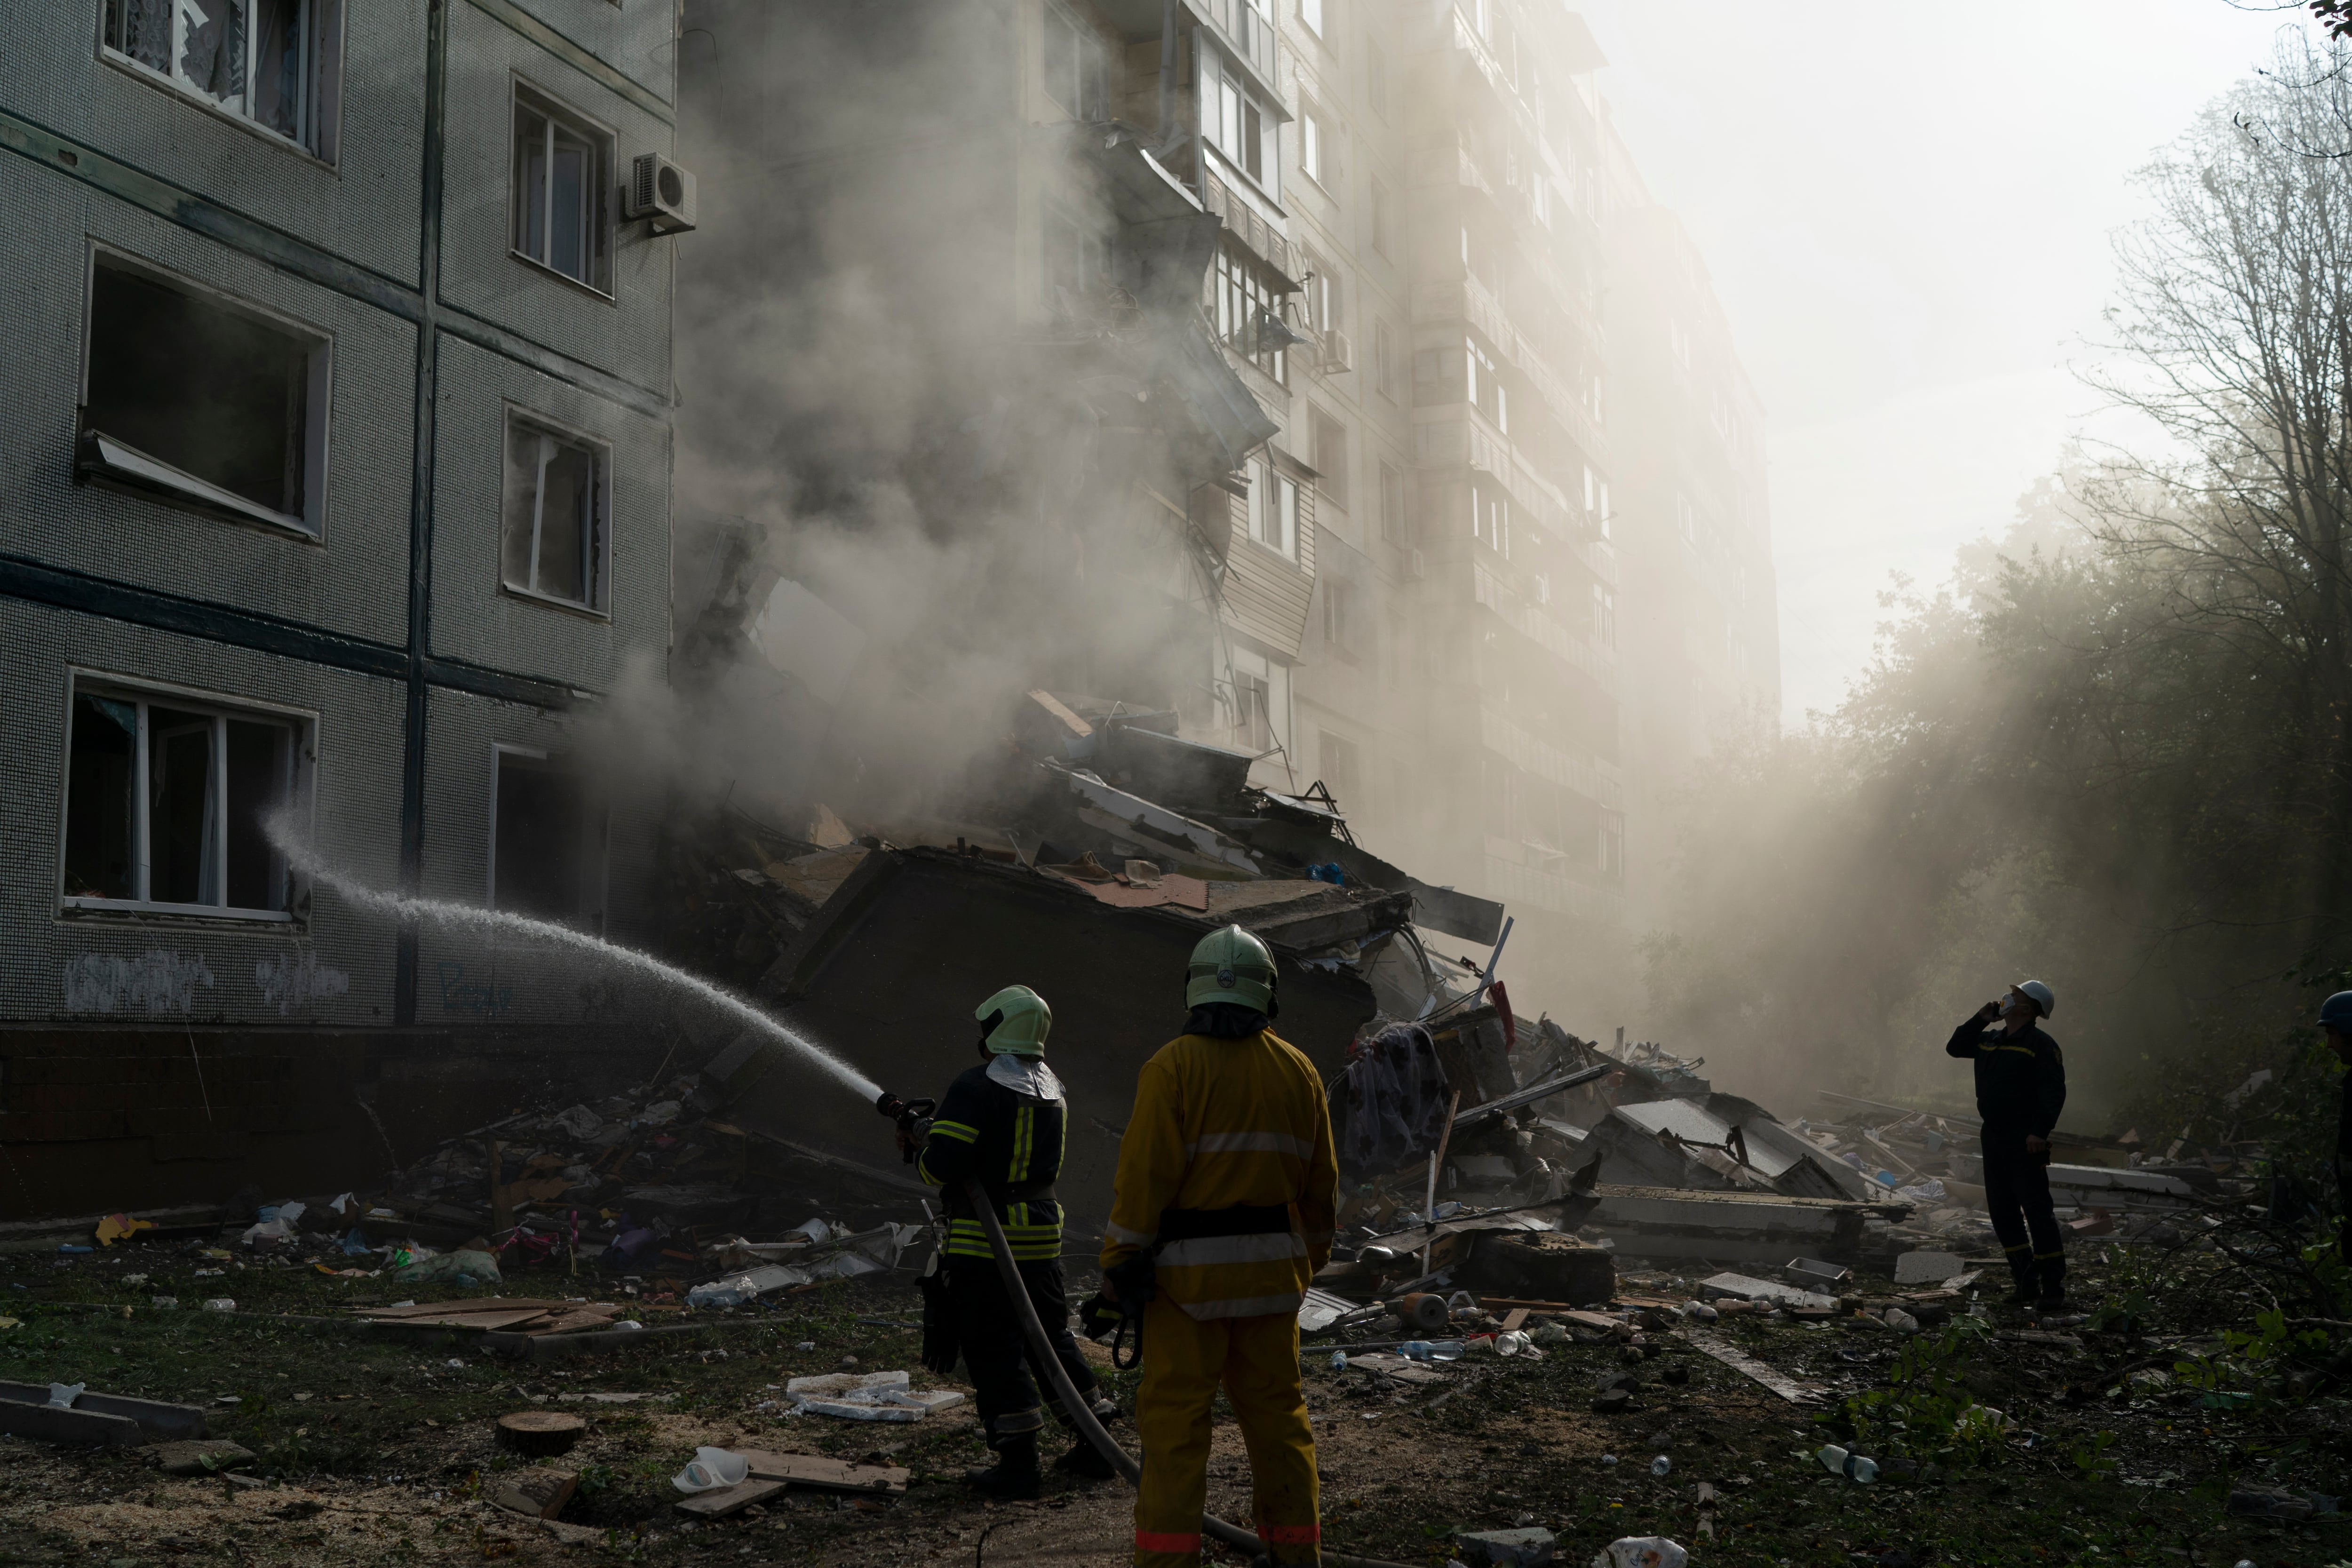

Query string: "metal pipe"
[962, 1181, 1414, 1568]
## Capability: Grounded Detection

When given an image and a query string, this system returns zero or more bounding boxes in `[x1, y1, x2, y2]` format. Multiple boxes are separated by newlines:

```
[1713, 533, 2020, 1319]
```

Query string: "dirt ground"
[2, 1239, 2350, 1566]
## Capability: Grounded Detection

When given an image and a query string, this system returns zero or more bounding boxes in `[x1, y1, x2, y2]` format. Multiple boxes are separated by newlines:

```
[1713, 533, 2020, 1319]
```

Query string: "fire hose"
[962, 1180, 1415, 1568]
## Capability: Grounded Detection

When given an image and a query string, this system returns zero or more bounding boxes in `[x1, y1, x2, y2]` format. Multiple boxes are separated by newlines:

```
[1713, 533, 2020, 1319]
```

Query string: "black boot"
[964, 1433, 1042, 1499]
[1052, 1437, 1118, 1479]
[2035, 1256, 2067, 1313]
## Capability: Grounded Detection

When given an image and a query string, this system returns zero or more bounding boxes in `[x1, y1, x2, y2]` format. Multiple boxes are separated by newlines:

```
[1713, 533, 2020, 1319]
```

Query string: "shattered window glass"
[503, 414, 607, 612]
[106, 0, 312, 145]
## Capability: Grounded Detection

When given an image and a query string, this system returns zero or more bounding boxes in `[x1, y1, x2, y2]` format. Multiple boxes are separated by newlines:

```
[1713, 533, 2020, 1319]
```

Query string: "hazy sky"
[1577, 1, 2316, 722]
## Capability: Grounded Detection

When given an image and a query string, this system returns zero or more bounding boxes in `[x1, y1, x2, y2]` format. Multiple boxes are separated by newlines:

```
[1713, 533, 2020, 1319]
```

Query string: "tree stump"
[495, 1411, 587, 1457]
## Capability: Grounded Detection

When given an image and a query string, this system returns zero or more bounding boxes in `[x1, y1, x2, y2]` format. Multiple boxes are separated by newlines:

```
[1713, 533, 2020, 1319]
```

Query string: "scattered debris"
[491, 1466, 579, 1520]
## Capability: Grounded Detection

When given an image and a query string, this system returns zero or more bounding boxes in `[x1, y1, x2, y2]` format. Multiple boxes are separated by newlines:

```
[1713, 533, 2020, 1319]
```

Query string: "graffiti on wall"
[436, 961, 513, 1018]
[254, 953, 352, 1015]
[62, 951, 218, 1014]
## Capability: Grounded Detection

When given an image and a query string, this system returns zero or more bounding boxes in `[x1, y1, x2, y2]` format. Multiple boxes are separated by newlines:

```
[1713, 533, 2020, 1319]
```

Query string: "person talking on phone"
[1946, 980, 2067, 1308]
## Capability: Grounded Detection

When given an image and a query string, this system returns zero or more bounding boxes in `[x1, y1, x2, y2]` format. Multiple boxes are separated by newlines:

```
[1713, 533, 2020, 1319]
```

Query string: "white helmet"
[2013, 979, 2055, 1019]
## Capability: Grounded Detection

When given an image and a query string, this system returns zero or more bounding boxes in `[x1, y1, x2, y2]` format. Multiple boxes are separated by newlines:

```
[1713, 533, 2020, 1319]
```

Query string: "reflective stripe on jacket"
[1102, 1029, 1338, 1321]
[917, 1061, 1066, 1262]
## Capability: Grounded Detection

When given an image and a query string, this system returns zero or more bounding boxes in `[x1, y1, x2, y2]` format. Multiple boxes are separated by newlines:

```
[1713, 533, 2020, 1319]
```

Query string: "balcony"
[1472, 562, 1619, 693]
[1481, 839, 1626, 923]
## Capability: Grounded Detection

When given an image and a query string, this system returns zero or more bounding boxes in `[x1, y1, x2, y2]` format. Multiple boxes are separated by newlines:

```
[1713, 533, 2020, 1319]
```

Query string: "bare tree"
[2084, 33, 2352, 954]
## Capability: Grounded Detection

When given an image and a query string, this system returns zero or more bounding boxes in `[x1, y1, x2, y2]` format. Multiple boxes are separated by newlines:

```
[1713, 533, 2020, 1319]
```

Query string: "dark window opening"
[83, 262, 315, 525]
[64, 695, 137, 901]
[494, 756, 588, 924]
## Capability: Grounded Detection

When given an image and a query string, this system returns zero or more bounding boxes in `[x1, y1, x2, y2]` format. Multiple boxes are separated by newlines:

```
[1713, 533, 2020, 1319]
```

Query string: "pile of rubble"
[190, 1071, 935, 1315]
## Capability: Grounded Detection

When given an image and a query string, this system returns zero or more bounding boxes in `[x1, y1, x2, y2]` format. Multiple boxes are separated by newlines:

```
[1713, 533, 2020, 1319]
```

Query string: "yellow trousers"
[1132, 1296, 1320, 1567]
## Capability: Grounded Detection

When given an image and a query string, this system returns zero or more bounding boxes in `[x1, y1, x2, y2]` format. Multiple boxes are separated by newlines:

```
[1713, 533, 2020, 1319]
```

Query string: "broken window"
[1249, 456, 1298, 559]
[1599, 811, 1625, 880]
[492, 750, 599, 927]
[79, 255, 327, 536]
[1591, 584, 1617, 650]
[1041, 5, 1108, 120]
[501, 411, 608, 612]
[1223, 647, 1290, 760]
[1213, 240, 1287, 382]
[513, 89, 611, 291]
[62, 681, 302, 916]
[104, 0, 320, 148]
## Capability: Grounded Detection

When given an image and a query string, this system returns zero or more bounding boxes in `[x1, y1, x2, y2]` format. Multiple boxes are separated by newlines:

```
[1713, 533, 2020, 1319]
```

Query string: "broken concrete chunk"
[1454, 1525, 1557, 1566]
[150, 1440, 255, 1476]
[1892, 1250, 1966, 1285]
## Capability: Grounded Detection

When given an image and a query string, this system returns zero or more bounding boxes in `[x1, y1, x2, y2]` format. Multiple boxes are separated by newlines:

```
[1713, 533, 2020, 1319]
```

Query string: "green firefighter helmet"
[975, 985, 1052, 1057]
[1185, 924, 1278, 1014]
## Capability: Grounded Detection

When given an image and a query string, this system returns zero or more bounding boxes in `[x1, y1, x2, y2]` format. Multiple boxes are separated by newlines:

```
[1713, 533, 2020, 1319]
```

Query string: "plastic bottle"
[1399, 1340, 1432, 1361]
[1328, 1351, 1348, 1371]
[1848, 1455, 1879, 1484]
[1817, 1444, 1850, 1475]
[1650, 1455, 1672, 1477]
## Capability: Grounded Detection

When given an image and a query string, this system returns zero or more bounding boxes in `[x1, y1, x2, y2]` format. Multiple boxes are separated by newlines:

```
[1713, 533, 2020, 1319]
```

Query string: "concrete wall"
[0, 1, 676, 1043]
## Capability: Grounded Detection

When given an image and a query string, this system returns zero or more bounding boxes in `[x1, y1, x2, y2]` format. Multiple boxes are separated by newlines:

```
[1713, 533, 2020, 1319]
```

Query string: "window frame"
[1247, 454, 1300, 561]
[98, 0, 341, 163]
[1200, 41, 1281, 201]
[57, 670, 313, 924]
[486, 743, 609, 934]
[1213, 239, 1289, 382]
[1042, 2, 1110, 120]
[509, 80, 617, 299]
[77, 245, 334, 542]
[500, 403, 614, 619]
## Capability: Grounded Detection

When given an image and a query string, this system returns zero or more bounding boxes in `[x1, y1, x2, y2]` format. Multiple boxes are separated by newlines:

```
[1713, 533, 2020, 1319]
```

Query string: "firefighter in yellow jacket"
[1099, 925, 1338, 1568]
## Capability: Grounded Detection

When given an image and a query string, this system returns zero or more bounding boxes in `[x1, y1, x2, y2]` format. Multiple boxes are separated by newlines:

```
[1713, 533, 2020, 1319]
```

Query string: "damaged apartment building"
[0, 1, 690, 1217]
[670, 0, 1780, 1022]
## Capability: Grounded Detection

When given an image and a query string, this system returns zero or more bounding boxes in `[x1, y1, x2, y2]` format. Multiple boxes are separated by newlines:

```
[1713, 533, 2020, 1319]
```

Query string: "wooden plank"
[675, 1478, 786, 1518]
[351, 1298, 571, 1319]
[736, 1449, 909, 1495]
[1674, 1328, 1828, 1405]
[0, 1401, 146, 1447]
[525, 1308, 621, 1337]
[1497, 1307, 1529, 1333]
[358, 1309, 555, 1333]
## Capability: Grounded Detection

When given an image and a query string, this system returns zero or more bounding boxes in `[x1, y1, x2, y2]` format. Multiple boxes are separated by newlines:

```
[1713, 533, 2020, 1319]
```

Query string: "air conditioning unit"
[1405, 549, 1427, 581]
[1321, 328, 1354, 373]
[626, 152, 698, 234]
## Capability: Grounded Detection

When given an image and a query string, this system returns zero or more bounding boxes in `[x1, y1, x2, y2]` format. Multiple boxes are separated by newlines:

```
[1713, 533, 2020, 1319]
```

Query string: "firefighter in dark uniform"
[905, 985, 1118, 1497]
[1946, 979, 2069, 1308]
[2320, 991, 2352, 1261]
